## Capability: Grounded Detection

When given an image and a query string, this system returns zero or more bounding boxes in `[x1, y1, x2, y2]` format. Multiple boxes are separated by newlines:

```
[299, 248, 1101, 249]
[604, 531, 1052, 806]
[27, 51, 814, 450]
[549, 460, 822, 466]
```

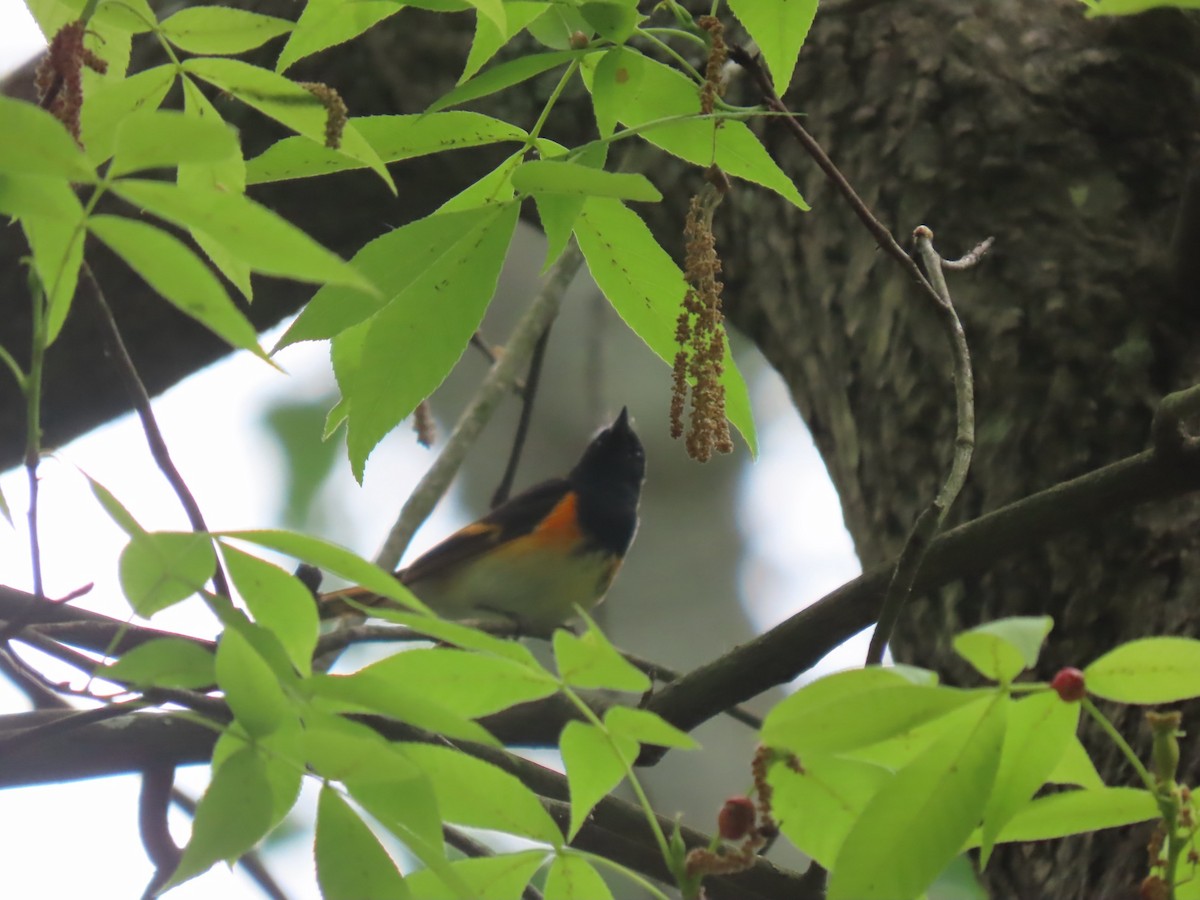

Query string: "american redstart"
[320, 408, 645, 632]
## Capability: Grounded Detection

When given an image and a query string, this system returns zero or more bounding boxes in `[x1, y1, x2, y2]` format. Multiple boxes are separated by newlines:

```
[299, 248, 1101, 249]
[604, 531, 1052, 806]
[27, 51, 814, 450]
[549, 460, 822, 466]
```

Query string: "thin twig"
[0, 645, 70, 709]
[491, 322, 553, 508]
[866, 227, 977, 664]
[82, 263, 231, 600]
[622, 650, 763, 730]
[729, 43, 941, 306]
[375, 241, 583, 571]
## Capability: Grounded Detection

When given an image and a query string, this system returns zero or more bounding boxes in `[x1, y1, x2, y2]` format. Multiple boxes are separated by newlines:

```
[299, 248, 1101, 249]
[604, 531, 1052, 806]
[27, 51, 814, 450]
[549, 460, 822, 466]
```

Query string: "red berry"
[1051, 667, 1086, 702]
[717, 796, 756, 841]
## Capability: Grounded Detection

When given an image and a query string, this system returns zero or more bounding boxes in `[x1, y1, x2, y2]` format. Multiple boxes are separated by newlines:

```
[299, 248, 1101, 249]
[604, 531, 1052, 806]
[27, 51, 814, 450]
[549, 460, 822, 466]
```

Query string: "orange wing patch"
[530, 491, 582, 545]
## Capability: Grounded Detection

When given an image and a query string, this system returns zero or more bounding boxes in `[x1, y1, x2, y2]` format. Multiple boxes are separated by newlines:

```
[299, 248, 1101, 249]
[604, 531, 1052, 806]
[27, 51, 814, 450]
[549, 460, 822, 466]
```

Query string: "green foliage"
[16, 2, 1199, 899]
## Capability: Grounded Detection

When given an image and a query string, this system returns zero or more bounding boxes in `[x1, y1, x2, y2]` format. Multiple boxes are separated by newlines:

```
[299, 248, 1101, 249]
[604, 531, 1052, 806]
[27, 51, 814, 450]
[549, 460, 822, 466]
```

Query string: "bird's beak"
[615, 407, 629, 429]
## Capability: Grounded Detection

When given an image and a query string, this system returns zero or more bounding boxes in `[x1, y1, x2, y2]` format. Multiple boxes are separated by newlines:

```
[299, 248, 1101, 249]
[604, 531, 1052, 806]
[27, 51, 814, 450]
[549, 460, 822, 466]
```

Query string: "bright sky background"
[0, 5, 863, 897]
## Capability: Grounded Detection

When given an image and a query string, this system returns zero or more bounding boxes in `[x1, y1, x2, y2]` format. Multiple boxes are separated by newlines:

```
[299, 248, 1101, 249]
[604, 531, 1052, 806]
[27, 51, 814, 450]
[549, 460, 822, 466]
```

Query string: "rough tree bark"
[3, 0, 1199, 896]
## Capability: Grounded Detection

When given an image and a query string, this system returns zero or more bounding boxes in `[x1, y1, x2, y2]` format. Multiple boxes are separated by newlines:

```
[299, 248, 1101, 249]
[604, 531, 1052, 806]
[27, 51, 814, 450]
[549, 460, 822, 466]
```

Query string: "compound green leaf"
[80, 64, 175, 167]
[105, 637, 216, 689]
[168, 746, 275, 887]
[182, 57, 395, 192]
[109, 109, 239, 177]
[560, 720, 636, 840]
[1086, 637, 1200, 703]
[355, 648, 557, 718]
[119, 530, 216, 617]
[87, 215, 264, 356]
[221, 542, 319, 676]
[316, 787, 410, 900]
[429, 50, 586, 113]
[247, 112, 527, 185]
[160, 7, 293, 55]
[110, 178, 373, 290]
[341, 202, 519, 480]
[552, 623, 649, 692]
[954, 616, 1053, 684]
[217, 626, 290, 737]
[404, 852, 547, 900]
[0, 96, 93, 180]
[727, 0, 818, 96]
[401, 742, 562, 845]
[512, 159, 660, 201]
[544, 852, 613, 900]
[828, 695, 1006, 900]
[275, 0, 401, 73]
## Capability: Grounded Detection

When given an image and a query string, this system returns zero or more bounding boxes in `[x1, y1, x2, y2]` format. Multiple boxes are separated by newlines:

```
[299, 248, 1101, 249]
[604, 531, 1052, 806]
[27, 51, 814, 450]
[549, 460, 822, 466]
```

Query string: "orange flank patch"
[531, 491, 583, 545]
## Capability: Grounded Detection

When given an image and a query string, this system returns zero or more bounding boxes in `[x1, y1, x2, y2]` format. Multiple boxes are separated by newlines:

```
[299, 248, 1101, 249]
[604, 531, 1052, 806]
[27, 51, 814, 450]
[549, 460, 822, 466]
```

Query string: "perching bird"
[320, 408, 645, 632]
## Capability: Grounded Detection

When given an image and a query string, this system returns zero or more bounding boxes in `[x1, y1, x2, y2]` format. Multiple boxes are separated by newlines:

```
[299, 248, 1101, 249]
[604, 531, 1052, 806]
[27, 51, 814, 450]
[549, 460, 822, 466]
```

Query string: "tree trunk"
[720, 2, 1200, 896]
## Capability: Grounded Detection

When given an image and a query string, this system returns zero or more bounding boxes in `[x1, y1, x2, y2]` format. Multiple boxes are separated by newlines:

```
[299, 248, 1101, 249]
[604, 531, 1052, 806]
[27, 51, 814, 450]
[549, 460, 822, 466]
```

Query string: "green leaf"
[581, 50, 807, 209]
[345, 772, 468, 898]
[560, 720, 636, 840]
[953, 616, 1054, 684]
[1084, 0, 1200, 15]
[978, 692, 1077, 866]
[727, 0, 818, 96]
[352, 648, 558, 717]
[316, 787, 410, 900]
[119, 531, 216, 617]
[86, 474, 145, 536]
[525, 3, 590, 48]
[344, 608, 545, 669]
[213, 720, 305, 828]
[461, 2, 549, 83]
[404, 852, 548, 900]
[580, 1, 639, 44]
[219, 529, 427, 614]
[430, 50, 587, 113]
[79, 65, 175, 167]
[217, 626, 290, 737]
[512, 159, 660, 201]
[1087, 636, 1200, 703]
[400, 742, 563, 844]
[87, 215, 265, 357]
[160, 7, 293, 55]
[603, 706, 698, 750]
[281, 207, 508, 345]
[769, 753, 894, 868]
[843, 692, 1000, 771]
[1046, 736, 1104, 789]
[828, 695, 1006, 900]
[276, 0, 403, 73]
[0, 174, 80, 221]
[552, 623, 650, 692]
[21, 212, 85, 346]
[109, 109, 240, 177]
[178, 75, 253, 301]
[109, 179, 373, 291]
[310, 672, 501, 747]
[462, 0, 505, 33]
[247, 112, 528, 185]
[435, 151, 522, 212]
[544, 852, 613, 900]
[340, 202, 520, 480]
[169, 746, 275, 887]
[105, 638, 215, 689]
[0, 96, 93, 180]
[574, 198, 757, 453]
[181, 57, 395, 192]
[762, 667, 983, 755]
[591, 46, 643, 139]
[974, 787, 1158, 845]
[221, 543, 319, 676]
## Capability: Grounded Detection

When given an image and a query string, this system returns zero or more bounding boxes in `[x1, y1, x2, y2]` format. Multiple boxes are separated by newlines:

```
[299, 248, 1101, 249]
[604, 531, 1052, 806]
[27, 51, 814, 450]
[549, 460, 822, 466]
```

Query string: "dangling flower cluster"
[697, 15, 727, 116]
[299, 82, 347, 149]
[671, 165, 733, 462]
[685, 747, 798, 879]
[35, 21, 107, 143]
[412, 399, 436, 448]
